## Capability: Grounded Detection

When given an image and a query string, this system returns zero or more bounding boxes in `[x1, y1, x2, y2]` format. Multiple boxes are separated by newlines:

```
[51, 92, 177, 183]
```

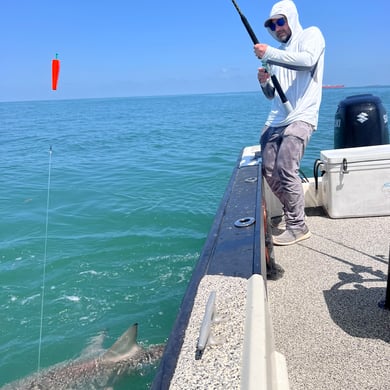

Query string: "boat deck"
[152, 146, 389, 389]
[268, 211, 390, 390]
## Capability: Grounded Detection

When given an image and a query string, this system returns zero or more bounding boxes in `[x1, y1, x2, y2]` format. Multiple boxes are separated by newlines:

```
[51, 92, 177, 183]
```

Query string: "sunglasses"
[269, 18, 286, 31]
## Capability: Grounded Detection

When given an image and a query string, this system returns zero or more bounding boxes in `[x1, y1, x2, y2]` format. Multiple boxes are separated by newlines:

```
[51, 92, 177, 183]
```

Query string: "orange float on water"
[52, 54, 60, 90]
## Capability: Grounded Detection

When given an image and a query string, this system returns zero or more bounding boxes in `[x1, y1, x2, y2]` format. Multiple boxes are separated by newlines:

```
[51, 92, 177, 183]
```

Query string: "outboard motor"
[334, 94, 389, 149]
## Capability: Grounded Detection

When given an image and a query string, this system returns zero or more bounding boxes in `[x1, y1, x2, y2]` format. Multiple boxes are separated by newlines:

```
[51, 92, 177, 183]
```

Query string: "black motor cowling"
[334, 94, 389, 149]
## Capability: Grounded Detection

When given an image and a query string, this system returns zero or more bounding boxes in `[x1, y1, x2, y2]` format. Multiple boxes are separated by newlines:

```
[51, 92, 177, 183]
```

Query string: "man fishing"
[254, 0, 325, 245]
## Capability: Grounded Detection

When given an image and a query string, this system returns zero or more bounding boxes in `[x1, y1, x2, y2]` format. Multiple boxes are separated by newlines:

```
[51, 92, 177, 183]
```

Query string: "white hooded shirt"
[261, 0, 325, 129]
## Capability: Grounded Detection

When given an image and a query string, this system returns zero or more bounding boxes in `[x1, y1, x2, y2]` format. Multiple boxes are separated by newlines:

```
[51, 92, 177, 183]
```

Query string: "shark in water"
[1, 323, 164, 390]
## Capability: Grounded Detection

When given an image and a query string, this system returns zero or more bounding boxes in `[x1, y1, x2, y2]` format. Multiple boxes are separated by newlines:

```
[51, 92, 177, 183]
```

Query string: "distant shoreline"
[2, 85, 390, 104]
[322, 84, 345, 89]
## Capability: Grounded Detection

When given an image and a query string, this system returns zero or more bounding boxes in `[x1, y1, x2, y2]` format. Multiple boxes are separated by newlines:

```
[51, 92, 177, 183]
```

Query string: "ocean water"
[1, 87, 389, 388]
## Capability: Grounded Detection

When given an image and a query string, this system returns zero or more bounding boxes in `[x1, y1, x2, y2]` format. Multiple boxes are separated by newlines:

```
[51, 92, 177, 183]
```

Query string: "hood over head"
[264, 0, 302, 43]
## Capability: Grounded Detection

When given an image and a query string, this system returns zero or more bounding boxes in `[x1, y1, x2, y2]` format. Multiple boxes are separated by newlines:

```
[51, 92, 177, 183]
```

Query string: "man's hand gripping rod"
[231, 0, 293, 113]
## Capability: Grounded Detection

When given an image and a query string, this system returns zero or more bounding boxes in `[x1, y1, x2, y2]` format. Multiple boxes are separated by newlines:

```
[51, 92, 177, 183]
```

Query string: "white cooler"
[321, 144, 390, 218]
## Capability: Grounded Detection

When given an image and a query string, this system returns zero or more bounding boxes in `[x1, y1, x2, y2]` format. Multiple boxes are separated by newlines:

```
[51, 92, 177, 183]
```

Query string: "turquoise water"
[1, 87, 389, 388]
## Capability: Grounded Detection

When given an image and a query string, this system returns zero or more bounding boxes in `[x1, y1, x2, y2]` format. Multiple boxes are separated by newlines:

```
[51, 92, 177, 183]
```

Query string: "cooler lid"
[320, 144, 390, 164]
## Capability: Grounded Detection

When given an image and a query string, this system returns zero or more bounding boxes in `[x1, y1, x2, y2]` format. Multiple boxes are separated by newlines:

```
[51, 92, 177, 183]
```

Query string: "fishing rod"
[231, 0, 292, 113]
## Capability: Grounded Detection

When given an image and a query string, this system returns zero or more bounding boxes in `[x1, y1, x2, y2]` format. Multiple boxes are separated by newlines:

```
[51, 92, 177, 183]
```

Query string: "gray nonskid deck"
[268, 214, 390, 390]
[169, 275, 247, 389]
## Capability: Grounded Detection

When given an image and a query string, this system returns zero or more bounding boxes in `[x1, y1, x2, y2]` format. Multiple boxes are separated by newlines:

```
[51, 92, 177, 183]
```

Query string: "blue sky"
[1, 0, 389, 102]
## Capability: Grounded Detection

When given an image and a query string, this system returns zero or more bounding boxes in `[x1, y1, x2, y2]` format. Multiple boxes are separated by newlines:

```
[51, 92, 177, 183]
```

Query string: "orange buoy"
[52, 54, 60, 90]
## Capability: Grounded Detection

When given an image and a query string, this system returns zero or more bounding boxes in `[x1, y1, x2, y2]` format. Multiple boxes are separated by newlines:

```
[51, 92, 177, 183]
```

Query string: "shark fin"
[102, 323, 140, 362]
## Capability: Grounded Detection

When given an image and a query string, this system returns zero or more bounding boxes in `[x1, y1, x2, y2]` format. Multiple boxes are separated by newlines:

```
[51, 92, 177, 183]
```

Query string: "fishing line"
[37, 146, 53, 372]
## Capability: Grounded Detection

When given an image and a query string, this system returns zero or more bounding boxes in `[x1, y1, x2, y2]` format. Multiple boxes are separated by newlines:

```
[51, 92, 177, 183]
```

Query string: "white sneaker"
[273, 225, 312, 246]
